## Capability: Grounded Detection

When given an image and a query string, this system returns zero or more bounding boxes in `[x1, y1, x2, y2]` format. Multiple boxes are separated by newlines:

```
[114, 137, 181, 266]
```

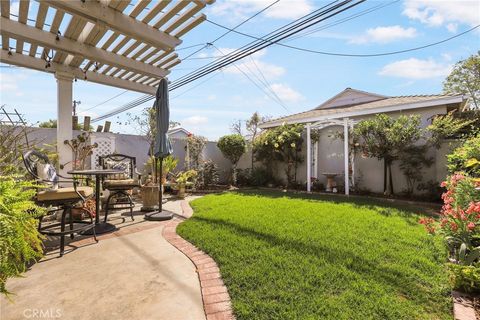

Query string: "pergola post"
[55, 71, 74, 176]
[306, 122, 311, 192]
[343, 117, 349, 195]
[314, 140, 318, 179]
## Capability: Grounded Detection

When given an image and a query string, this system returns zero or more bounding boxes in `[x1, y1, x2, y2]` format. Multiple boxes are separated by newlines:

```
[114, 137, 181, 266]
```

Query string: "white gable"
[316, 88, 387, 110]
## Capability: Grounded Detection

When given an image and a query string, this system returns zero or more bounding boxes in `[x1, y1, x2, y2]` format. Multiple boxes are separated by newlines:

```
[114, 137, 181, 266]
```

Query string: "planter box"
[141, 185, 159, 212]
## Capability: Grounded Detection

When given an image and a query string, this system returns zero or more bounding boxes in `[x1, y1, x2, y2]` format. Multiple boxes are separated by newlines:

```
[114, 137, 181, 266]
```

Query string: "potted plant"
[62, 132, 98, 219]
[141, 155, 178, 211]
[175, 170, 197, 199]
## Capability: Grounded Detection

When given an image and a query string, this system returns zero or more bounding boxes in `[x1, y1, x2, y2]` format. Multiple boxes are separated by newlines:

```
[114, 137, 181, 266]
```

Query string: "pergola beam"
[0, 50, 157, 95]
[42, 0, 181, 50]
[1, 17, 168, 79]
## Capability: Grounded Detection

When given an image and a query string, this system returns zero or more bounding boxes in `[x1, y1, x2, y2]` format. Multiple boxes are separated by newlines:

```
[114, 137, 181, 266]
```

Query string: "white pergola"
[306, 118, 355, 195]
[0, 0, 214, 174]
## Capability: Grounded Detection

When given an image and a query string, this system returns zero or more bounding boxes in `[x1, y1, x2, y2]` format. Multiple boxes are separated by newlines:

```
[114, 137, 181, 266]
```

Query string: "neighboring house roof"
[261, 88, 465, 128]
[315, 88, 387, 110]
[168, 127, 191, 137]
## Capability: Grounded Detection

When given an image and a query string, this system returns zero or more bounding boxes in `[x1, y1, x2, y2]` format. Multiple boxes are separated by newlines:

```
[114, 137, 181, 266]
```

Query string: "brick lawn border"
[163, 200, 235, 320]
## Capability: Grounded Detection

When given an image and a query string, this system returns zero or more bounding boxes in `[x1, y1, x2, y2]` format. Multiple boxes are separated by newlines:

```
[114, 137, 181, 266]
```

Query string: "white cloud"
[219, 48, 285, 80]
[0, 70, 30, 96]
[403, 0, 480, 29]
[350, 26, 418, 44]
[379, 58, 453, 79]
[268, 83, 305, 103]
[209, 0, 313, 21]
[182, 116, 209, 126]
[446, 23, 458, 33]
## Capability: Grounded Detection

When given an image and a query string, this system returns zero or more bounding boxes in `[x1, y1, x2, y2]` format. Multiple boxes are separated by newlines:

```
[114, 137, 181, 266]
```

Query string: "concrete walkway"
[1, 197, 205, 320]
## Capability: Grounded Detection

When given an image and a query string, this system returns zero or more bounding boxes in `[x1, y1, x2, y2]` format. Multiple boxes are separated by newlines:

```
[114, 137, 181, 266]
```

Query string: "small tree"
[427, 111, 476, 147]
[398, 145, 433, 195]
[246, 112, 266, 169]
[186, 134, 207, 170]
[230, 119, 244, 136]
[254, 123, 304, 188]
[447, 133, 480, 177]
[353, 114, 422, 195]
[217, 134, 246, 185]
[127, 107, 180, 175]
[443, 51, 480, 110]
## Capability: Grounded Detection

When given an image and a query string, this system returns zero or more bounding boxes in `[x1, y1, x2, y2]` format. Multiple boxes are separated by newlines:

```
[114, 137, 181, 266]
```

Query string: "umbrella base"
[145, 210, 174, 221]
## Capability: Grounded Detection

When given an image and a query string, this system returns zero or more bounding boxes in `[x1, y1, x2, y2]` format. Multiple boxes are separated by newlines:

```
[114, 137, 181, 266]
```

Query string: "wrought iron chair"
[23, 150, 98, 257]
[99, 154, 141, 222]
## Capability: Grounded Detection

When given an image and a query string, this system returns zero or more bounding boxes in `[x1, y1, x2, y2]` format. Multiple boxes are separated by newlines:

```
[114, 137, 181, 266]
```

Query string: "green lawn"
[177, 191, 452, 320]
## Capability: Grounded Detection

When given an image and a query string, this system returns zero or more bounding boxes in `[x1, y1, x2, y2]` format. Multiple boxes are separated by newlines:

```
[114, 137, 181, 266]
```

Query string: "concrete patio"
[0, 197, 205, 320]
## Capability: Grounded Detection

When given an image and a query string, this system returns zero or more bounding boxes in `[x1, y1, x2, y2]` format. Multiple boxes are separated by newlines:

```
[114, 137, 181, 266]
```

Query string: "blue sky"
[0, 0, 479, 140]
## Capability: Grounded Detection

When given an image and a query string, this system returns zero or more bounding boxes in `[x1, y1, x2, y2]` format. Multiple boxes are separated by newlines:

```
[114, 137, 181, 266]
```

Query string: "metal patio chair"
[99, 154, 141, 222]
[23, 150, 97, 257]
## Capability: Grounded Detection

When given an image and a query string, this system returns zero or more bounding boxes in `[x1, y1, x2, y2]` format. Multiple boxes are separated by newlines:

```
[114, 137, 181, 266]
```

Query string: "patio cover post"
[306, 122, 311, 192]
[343, 117, 349, 195]
[55, 71, 74, 176]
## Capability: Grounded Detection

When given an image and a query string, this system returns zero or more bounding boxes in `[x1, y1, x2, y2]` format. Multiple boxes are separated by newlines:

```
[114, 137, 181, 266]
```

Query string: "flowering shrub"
[420, 174, 480, 265]
[253, 123, 304, 187]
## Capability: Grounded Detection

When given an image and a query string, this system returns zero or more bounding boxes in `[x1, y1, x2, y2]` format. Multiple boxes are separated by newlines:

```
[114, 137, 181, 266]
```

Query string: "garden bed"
[177, 190, 452, 319]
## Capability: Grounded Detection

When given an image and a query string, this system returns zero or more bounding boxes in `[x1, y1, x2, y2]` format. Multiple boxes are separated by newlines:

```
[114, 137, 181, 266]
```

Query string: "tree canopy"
[443, 51, 480, 110]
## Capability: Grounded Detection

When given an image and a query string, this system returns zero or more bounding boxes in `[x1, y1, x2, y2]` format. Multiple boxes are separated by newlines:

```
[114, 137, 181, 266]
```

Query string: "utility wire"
[213, 45, 290, 111]
[206, 18, 480, 57]
[171, 0, 364, 89]
[92, 0, 363, 122]
[171, 0, 359, 90]
[181, 0, 280, 61]
[79, 90, 129, 112]
[91, 0, 281, 122]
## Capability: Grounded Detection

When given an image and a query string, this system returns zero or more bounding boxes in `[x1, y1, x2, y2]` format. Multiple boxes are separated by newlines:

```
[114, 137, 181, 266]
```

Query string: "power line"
[79, 90, 129, 112]
[171, 0, 362, 90]
[90, 0, 280, 122]
[181, 0, 280, 61]
[206, 18, 480, 58]
[212, 45, 290, 111]
[170, 71, 222, 100]
[92, 0, 364, 122]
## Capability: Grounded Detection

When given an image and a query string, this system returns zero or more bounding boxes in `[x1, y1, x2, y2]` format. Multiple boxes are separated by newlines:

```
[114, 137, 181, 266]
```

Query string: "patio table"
[68, 169, 122, 235]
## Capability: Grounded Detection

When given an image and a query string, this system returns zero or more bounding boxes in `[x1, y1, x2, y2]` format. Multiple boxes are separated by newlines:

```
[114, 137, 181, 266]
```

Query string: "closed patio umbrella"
[145, 78, 174, 221]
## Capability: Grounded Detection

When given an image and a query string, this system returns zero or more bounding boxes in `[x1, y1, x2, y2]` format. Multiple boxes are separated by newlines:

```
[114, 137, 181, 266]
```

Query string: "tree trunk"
[232, 163, 237, 186]
[251, 141, 255, 169]
[384, 161, 394, 196]
[383, 159, 387, 194]
[386, 162, 394, 196]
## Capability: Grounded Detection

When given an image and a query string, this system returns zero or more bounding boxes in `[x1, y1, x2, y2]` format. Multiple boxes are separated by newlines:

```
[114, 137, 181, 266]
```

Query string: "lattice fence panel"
[90, 135, 115, 169]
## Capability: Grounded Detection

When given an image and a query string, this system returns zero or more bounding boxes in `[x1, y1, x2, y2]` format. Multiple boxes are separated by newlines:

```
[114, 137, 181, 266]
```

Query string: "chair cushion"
[37, 186, 93, 202]
[36, 162, 59, 189]
[103, 179, 139, 189]
[104, 160, 131, 180]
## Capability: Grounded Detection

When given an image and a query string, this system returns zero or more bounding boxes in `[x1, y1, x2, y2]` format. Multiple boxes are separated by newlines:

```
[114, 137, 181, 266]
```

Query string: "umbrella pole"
[159, 156, 163, 212]
[145, 155, 173, 221]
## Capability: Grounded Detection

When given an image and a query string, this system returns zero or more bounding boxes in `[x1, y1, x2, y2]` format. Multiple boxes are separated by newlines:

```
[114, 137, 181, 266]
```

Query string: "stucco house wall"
[238, 104, 456, 194]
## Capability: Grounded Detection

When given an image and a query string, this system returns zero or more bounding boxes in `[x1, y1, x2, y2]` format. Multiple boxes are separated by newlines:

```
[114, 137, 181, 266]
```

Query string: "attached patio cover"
[0, 0, 214, 173]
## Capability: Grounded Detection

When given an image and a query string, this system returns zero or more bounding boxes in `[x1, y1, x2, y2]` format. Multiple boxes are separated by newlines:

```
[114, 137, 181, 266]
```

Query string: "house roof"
[168, 127, 191, 136]
[315, 88, 387, 110]
[261, 89, 465, 128]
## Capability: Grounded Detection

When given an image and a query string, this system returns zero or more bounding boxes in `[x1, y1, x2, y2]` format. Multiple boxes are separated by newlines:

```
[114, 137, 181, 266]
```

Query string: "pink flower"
[450, 222, 458, 232]
[468, 222, 476, 231]
[440, 181, 447, 188]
